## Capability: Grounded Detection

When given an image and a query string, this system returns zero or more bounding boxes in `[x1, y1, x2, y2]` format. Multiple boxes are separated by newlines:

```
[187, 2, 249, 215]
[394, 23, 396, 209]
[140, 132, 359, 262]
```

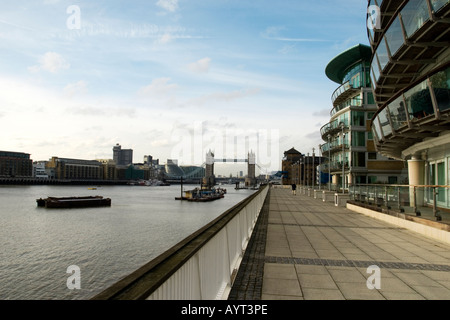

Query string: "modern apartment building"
[367, 0, 450, 208]
[321, 44, 407, 191]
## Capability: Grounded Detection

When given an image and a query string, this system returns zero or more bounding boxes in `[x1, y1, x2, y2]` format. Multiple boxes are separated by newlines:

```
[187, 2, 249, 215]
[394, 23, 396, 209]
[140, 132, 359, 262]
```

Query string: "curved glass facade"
[369, 0, 450, 85]
[372, 66, 450, 144]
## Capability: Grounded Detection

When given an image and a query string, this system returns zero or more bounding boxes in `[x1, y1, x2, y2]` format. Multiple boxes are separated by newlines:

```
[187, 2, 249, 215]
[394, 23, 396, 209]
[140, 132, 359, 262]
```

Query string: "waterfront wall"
[92, 184, 269, 300]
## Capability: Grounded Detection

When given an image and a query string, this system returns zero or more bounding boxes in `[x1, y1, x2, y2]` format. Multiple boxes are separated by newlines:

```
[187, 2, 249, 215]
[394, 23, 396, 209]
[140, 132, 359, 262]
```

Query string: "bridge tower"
[245, 151, 256, 187]
[203, 150, 215, 187]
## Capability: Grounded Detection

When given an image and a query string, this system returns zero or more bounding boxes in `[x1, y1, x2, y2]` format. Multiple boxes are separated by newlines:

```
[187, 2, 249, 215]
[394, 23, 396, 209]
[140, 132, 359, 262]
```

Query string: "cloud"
[261, 26, 327, 42]
[312, 108, 330, 117]
[188, 88, 261, 107]
[156, 0, 179, 12]
[29, 52, 70, 74]
[138, 78, 178, 97]
[188, 57, 211, 74]
[63, 81, 88, 98]
[157, 33, 172, 44]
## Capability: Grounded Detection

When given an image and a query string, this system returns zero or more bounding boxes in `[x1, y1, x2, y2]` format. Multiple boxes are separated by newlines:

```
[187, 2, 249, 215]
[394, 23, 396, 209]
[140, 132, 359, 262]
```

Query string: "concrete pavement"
[229, 187, 450, 300]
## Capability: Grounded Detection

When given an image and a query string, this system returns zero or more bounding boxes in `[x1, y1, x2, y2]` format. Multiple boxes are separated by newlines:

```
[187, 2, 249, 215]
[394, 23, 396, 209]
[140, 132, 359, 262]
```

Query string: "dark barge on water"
[36, 196, 111, 208]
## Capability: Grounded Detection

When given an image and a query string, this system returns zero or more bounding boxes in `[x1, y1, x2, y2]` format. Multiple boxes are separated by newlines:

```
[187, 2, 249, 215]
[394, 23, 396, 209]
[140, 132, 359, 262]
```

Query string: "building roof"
[284, 148, 301, 155]
[325, 44, 372, 84]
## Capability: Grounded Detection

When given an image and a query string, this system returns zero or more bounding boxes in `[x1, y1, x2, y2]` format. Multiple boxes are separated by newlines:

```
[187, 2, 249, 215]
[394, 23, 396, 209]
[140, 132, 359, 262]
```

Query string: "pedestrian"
[291, 183, 296, 195]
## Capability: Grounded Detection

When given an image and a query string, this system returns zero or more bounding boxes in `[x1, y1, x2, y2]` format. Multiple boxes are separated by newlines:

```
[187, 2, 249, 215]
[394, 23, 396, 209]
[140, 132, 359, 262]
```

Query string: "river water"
[0, 184, 255, 300]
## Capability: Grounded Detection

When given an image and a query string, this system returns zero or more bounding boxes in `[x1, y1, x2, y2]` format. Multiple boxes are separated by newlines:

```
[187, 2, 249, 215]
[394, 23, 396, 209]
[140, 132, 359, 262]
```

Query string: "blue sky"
[0, 0, 369, 175]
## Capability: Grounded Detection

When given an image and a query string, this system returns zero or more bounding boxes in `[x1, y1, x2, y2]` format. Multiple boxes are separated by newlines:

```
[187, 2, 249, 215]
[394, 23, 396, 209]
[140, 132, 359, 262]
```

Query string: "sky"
[0, 0, 369, 176]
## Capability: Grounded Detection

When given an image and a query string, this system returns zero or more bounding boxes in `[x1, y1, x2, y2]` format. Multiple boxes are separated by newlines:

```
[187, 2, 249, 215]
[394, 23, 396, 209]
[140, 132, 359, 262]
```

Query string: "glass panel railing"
[372, 116, 383, 140]
[387, 95, 408, 131]
[371, 58, 381, 82]
[384, 17, 404, 57]
[431, 0, 450, 12]
[350, 184, 450, 222]
[429, 67, 450, 113]
[377, 38, 389, 71]
[379, 108, 392, 137]
[404, 79, 435, 121]
[401, 0, 431, 38]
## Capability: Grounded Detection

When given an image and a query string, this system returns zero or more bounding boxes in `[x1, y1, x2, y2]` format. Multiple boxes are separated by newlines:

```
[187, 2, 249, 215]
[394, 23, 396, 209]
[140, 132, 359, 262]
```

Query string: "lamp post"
[312, 148, 315, 190]
[318, 144, 322, 190]
[327, 134, 331, 191]
[303, 154, 306, 188]
[307, 153, 310, 189]
[340, 122, 345, 194]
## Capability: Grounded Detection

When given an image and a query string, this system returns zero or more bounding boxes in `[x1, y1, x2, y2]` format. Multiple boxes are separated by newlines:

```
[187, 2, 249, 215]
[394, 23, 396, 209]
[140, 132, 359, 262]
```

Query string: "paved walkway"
[229, 187, 450, 300]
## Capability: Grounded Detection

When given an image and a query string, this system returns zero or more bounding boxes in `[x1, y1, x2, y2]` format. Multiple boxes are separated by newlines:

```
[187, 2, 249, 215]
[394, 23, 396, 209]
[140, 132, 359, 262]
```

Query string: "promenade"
[229, 187, 450, 300]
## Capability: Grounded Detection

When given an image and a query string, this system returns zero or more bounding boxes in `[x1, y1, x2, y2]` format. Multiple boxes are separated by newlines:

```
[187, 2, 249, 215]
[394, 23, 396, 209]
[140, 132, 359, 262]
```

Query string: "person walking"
[291, 183, 297, 195]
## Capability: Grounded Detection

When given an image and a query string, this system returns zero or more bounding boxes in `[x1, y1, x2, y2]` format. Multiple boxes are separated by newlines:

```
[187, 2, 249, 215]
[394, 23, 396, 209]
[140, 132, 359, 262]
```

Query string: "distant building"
[47, 157, 103, 180]
[33, 161, 49, 179]
[0, 151, 33, 178]
[97, 159, 117, 180]
[113, 144, 133, 166]
[281, 148, 302, 185]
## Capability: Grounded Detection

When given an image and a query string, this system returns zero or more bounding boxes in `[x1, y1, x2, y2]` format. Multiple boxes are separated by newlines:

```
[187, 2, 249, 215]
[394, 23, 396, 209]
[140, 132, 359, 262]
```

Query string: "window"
[368, 152, 377, 160]
[352, 152, 366, 167]
[388, 176, 398, 184]
[367, 92, 375, 105]
[352, 131, 366, 147]
[352, 111, 365, 126]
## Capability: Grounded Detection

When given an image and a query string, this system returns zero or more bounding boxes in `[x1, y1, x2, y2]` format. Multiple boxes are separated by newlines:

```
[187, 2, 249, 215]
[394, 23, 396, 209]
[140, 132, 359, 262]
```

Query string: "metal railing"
[92, 185, 269, 300]
[349, 184, 450, 222]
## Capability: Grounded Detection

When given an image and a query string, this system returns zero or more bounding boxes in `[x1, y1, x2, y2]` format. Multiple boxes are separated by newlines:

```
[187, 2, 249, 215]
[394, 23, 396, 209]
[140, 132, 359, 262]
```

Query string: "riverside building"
[367, 0, 450, 209]
[321, 44, 407, 191]
[0, 151, 33, 178]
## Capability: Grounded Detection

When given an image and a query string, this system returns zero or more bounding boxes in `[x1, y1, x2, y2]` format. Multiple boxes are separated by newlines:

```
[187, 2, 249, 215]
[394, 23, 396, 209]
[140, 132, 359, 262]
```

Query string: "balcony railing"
[349, 184, 450, 222]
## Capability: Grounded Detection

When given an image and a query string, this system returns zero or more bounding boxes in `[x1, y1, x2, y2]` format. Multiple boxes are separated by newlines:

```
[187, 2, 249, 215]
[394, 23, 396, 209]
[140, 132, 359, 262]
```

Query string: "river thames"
[0, 184, 255, 300]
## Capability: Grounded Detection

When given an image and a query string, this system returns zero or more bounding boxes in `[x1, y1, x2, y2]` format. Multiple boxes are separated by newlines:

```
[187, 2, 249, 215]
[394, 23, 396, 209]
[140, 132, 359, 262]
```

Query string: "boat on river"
[36, 196, 111, 208]
[175, 187, 226, 202]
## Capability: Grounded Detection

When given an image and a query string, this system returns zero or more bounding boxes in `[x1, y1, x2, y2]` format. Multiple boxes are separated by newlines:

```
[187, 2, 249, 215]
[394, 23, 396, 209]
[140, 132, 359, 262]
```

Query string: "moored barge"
[36, 196, 111, 208]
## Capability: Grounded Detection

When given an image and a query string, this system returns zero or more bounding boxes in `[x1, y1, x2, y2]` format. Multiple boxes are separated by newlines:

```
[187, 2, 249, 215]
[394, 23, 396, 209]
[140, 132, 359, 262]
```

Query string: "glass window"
[429, 67, 450, 112]
[352, 131, 366, 147]
[352, 152, 366, 167]
[404, 79, 435, 120]
[368, 152, 377, 160]
[378, 108, 393, 137]
[367, 92, 375, 105]
[431, 0, 449, 12]
[387, 95, 408, 131]
[384, 17, 404, 56]
[401, 0, 430, 38]
[352, 111, 365, 126]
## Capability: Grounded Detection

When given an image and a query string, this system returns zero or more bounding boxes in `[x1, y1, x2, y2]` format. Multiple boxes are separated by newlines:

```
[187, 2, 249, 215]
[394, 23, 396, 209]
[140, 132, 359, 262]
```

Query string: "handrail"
[92, 184, 269, 300]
